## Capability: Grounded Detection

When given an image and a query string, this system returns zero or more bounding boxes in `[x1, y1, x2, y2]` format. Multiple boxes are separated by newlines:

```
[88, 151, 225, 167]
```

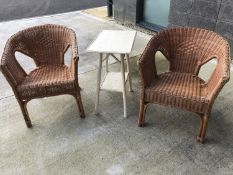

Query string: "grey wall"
[114, 0, 233, 57]
[169, 0, 233, 55]
[113, 0, 137, 24]
[169, 0, 220, 29]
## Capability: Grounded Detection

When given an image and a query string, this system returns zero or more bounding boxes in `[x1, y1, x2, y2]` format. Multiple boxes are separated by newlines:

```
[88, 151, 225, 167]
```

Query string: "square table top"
[87, 30, 137, 54]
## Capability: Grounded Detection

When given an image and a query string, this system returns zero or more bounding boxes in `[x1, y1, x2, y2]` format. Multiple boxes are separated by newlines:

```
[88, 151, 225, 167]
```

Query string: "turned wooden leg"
[74, 91, 85, 118]
[18, 100, 32, 128]
[197, 113, 209, 143]
[138, 101, 147, 127]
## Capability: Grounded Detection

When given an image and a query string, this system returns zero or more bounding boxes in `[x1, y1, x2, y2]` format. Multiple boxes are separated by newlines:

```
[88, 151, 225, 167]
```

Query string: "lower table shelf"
[100, 72, 128, 92]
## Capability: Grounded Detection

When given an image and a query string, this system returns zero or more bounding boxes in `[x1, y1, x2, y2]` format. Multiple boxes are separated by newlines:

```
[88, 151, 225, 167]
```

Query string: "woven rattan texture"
[1, 24, 85, 127]
[17, 65, 76, 99]
[138, 27, 230, 143]
[145, 72, 209, 114]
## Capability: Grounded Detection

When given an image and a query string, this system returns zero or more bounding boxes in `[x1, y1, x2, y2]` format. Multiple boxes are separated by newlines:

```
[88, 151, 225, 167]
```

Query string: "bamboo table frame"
[87, 30, 137, 117]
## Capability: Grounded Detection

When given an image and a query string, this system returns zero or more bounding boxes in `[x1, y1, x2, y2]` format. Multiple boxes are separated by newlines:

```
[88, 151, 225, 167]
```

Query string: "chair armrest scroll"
[138, 35, 162, 88]
[1, 44, 27, 87]
[205, 49, 230, 101]
[69, 31, 79, 80]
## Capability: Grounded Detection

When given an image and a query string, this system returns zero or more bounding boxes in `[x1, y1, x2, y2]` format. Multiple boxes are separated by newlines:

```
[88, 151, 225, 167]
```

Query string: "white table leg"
[120, 54, 127, 118]
[126, 54, 133, 92]
[95, 53, 103, 114]
[106, 53, 109, 73]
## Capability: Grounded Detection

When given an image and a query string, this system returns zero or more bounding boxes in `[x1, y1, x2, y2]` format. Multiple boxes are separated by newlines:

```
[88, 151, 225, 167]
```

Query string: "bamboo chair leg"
[197, 115, 204, 142]
[74, 92, 85, 118]
[138, 101, 147, 127]
[18, 100, 32, 128]
[197, 113, 209, 143]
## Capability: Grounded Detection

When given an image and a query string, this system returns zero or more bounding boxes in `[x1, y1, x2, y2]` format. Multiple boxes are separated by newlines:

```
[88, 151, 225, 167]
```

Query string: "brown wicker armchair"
[138, 28, 230, 143]
[1, 24, 85, 128]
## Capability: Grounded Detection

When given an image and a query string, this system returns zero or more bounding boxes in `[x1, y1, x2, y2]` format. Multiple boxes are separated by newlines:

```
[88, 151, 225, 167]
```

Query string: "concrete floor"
[1, 11, 233, 175]
[0, 0, 106, 22]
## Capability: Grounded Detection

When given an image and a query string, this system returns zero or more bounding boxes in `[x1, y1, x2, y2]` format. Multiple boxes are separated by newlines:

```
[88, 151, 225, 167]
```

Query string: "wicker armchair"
[138, 28, 230, 143]
[1, 24, 85, 128]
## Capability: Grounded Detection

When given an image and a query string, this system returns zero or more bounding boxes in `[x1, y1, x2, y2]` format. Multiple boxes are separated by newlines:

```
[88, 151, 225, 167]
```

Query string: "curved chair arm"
[205, 46, 230, 101]
[1, 39, 27, 87]
[69, 30, 79, 81]
[138, 34, 170, 88]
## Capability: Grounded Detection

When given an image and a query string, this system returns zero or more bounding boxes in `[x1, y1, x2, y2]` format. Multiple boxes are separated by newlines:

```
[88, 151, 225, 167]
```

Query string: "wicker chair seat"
[145, 72, 209, 114]
[17, 64, 75, 100]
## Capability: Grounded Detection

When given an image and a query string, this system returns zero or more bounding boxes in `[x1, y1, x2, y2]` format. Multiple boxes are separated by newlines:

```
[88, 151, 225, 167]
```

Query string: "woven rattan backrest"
[9, 24, 74, 66]
[156, 28, 230, 75]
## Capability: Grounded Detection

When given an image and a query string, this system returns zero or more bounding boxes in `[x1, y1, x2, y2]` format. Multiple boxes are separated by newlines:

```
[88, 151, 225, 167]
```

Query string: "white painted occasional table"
[87, 30, 137, 117]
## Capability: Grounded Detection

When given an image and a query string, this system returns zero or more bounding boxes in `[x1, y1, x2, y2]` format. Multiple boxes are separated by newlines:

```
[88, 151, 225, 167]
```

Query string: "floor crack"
[0, 95, 14, 100]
